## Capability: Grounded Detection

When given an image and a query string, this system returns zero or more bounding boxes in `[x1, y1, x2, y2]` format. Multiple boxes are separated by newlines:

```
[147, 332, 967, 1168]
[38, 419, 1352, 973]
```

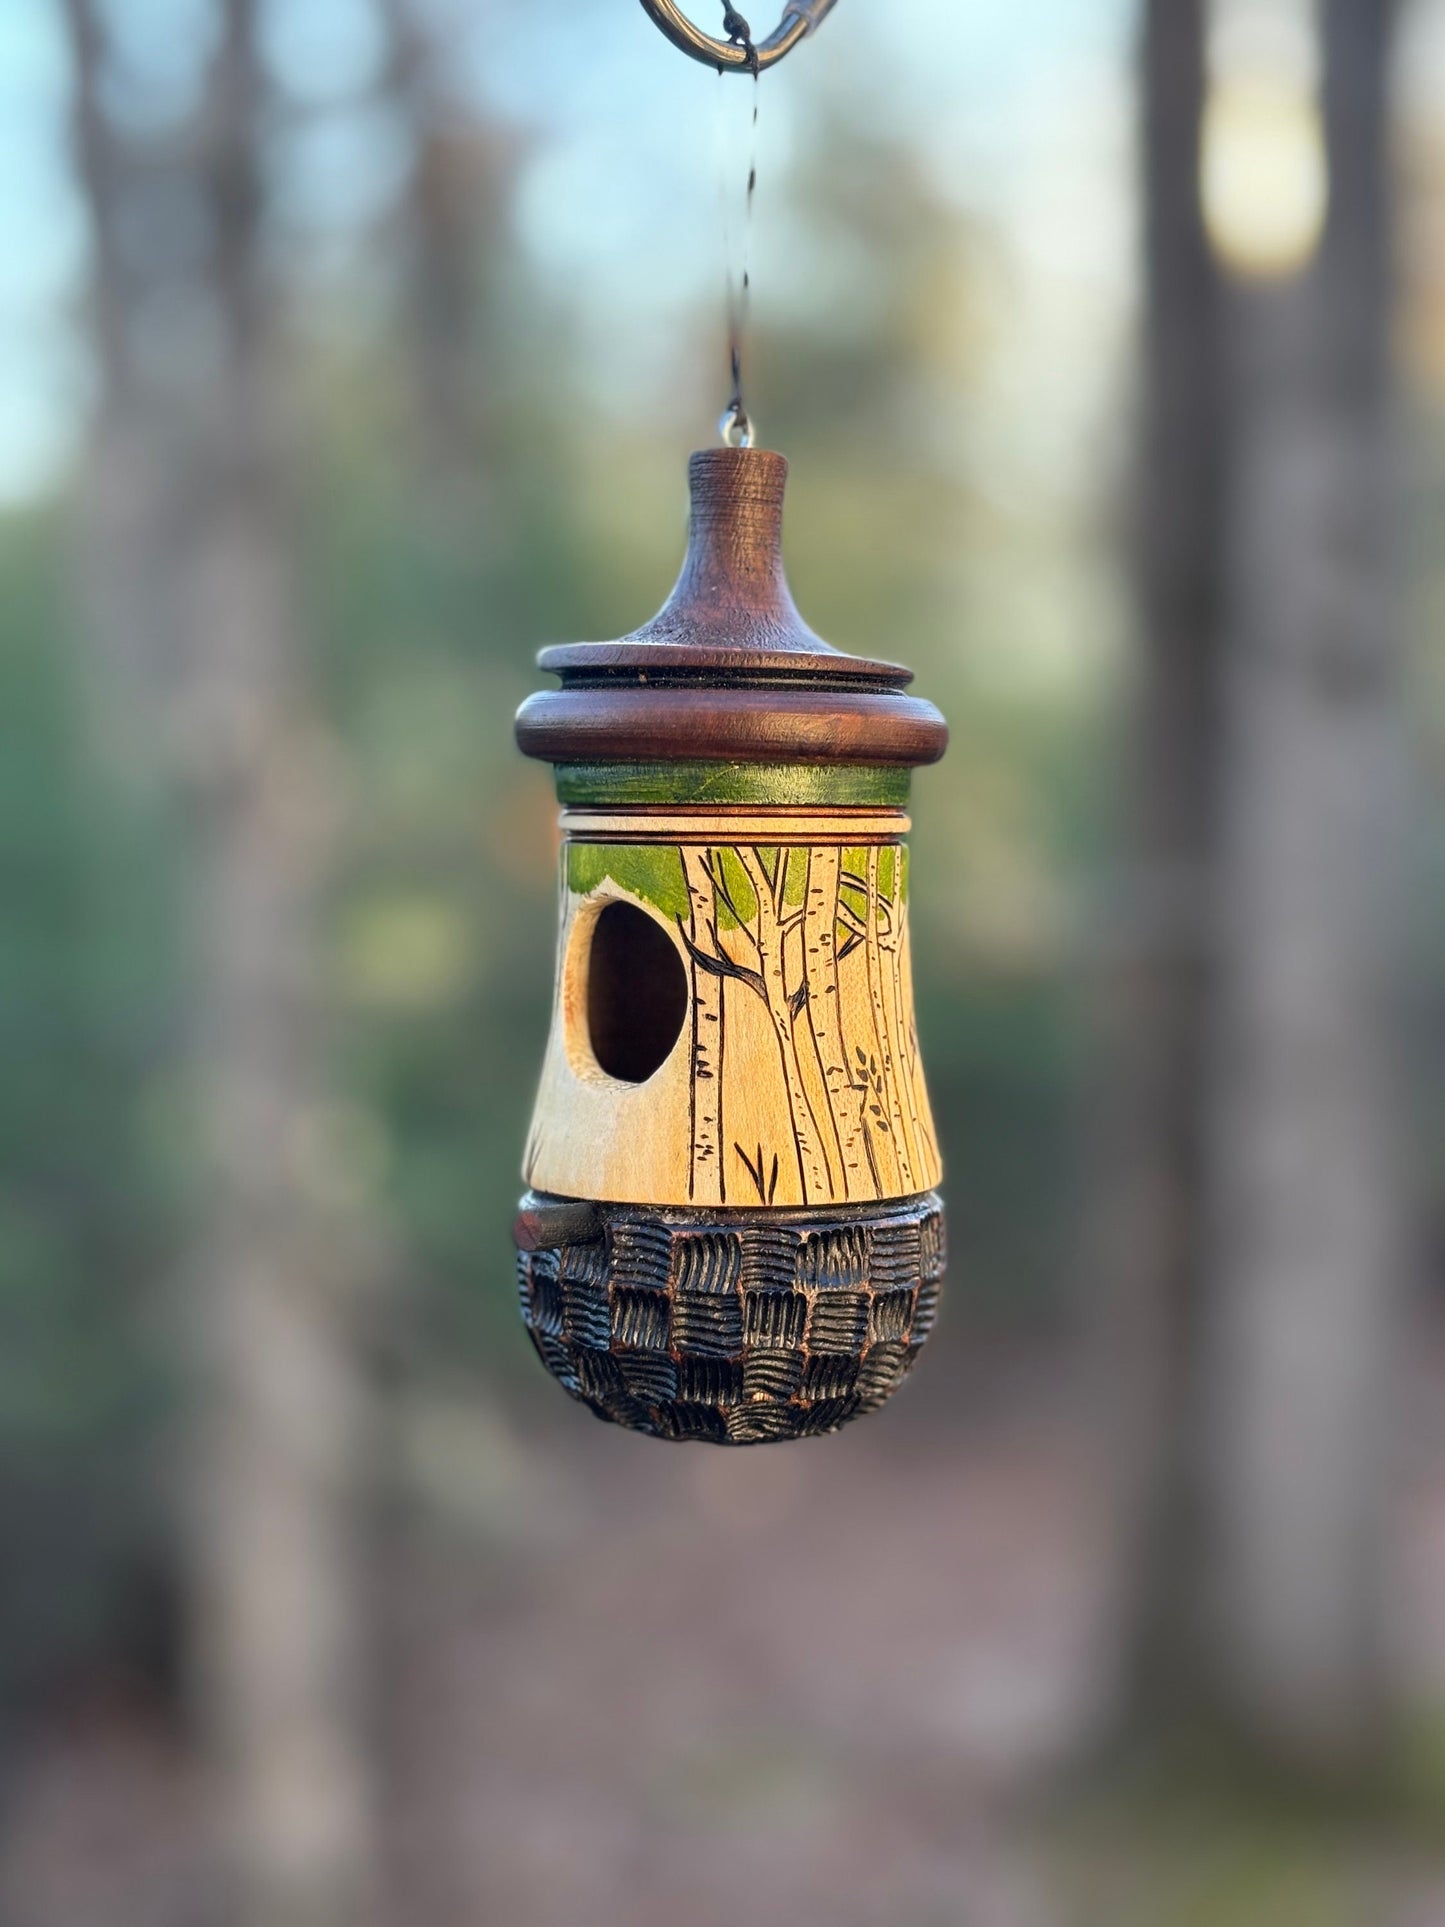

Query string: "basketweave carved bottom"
[514, 1190, 946, 1445]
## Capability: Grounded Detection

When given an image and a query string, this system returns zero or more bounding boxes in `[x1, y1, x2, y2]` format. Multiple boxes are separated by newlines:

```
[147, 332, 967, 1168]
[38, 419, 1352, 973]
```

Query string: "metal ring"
[637, 0, 837, 73]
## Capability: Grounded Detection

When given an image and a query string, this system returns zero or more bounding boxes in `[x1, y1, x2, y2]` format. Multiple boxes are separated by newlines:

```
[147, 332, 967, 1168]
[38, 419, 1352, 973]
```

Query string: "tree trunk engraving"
[735, 846, 834, 1205]
[861, 847, 911, 1193]
[794, 849, 851, 1194]
[803, 845, 867, 1201]
[878, 847, 925, 1187]
[682, 846, 725, 1205]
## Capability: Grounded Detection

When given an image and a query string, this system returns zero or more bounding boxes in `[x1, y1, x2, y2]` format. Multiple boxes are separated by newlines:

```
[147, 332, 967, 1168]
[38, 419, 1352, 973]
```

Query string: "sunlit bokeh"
[1203, 0, 1328, 278]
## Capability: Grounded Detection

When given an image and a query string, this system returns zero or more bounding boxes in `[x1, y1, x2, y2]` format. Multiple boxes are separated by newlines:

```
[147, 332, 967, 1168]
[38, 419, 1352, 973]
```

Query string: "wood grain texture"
[515, 447, 949, 1440]
[541, 449, 893, 672]
[516, 685, 948, 767]
[523, 817, 941, 1209]
[515, 448, 948, 769]
[561, 807, 910, 841]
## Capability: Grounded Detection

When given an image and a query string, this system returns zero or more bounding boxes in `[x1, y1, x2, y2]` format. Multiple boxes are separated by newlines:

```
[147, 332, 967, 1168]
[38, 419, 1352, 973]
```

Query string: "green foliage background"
[0, 108, 1124, 1706]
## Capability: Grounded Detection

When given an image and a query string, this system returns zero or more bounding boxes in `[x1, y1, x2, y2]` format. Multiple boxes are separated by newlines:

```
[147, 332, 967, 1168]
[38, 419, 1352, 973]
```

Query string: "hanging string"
[717, 8, 760, 448]
[721, 6, 760, 73]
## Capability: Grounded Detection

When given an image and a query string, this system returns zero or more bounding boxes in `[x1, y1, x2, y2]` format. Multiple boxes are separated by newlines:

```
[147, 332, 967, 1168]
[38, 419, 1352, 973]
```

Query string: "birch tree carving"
[682, 846, 726, 1205]
[803, 846, 869, 1200]
[678, 841, 934, 1208]
[878, 851, 926, 1185]
[715, 845, 833, 1203]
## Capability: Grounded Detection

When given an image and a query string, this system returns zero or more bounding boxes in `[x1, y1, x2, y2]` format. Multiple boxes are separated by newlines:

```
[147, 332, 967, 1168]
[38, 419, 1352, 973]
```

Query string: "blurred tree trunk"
[61, 0, 176, 722]
[185, 6, 374, 1920]
[381, 0, 491, 485]
[1203, 0, 1404, 1764]
[1115, 0, 1405, 1771]
[64, 1, 376, 1918]
[1105, 0, 1227, 1714]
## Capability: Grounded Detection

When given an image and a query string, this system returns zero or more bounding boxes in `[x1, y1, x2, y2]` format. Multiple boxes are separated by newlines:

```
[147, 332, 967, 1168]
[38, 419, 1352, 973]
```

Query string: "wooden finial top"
[515, 448, 948, 768]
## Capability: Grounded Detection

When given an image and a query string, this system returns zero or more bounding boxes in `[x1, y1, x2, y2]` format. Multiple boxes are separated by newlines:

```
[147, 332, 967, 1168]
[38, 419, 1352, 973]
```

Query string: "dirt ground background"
[9, 1335, 1445, 1927]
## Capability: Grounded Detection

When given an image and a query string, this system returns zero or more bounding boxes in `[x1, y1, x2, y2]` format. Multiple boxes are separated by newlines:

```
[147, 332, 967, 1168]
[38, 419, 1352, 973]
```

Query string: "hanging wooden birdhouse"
[512, 446, 948, 1444]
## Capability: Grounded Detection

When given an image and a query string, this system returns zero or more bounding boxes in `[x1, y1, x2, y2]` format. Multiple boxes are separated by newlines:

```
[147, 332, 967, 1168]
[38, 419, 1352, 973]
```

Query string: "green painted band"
[554, 763, 914, 808]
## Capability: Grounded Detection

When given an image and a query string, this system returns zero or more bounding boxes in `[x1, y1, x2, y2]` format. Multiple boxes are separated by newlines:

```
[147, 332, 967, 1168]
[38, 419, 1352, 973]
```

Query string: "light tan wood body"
[524, 808, 941, 1208]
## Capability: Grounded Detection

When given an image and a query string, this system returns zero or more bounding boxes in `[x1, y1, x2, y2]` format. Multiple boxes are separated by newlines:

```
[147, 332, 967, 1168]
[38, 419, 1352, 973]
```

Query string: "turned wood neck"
[516, 445, 949, 769]
[538, 446, 909, 683]
[638, 448, 824, 656]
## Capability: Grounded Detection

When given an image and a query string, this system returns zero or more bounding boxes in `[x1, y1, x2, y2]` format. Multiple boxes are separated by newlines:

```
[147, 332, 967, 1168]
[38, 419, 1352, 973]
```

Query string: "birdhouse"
[513, 446, 947, 1443]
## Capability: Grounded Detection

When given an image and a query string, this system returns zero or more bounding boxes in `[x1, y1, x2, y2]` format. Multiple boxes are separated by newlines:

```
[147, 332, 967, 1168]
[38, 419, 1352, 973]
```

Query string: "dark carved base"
[513, 1190, 946, 1445]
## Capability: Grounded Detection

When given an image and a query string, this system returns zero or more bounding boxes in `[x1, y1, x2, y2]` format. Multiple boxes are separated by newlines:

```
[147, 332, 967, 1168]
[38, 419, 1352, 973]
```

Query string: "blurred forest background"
[5, 0, 1445, 1922]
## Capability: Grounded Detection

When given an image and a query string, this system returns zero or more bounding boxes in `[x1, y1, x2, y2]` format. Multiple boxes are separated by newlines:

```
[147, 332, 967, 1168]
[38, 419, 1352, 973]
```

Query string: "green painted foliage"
[709, 848, 757, 930]
[568, 843, 821, 931]
[567, 843, 690, 921]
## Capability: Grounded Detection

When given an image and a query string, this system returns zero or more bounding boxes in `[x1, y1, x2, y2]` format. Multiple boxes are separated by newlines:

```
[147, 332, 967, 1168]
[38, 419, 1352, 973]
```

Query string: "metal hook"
[638, 0, 837, 74]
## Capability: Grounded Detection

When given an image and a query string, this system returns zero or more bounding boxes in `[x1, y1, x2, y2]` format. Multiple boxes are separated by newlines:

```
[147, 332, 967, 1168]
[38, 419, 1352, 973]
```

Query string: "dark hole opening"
[587, 901, 688, 1084]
